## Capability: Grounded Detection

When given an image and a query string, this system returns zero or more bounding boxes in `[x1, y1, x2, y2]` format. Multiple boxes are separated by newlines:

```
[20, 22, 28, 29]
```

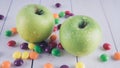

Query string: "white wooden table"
[0, 0, 120, 68]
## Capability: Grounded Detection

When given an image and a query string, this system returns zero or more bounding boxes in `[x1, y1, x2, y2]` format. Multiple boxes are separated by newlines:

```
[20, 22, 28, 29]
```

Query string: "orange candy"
[11, 27, 17, 34]
[44, 63, 53, 68]
[50, 34, 57, 41]
[113, 52, 120, 60]
[53, 13, 59, 18]
[29, 51, 39, 60]
[1, 61, 11, 68]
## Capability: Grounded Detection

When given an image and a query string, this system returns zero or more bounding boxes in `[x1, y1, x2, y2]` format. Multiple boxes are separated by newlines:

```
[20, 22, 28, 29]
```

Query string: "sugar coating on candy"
[51, 48, 61, 56]
[57, 24, 61, 30]
[14, 59, 24, 66]
[53, 13, 59, 18]
[11, 27, 17, 34]
[113, 52, 120, 60]
[57, 43, 64, 50]
[44, 46, 53, 53]
[34, 45, 43, 53]
[103, 43, 111, 50]
[59, 11, 65, 17]
[44, 63, 54, 68]
[55, 3, 61, 8]
[1, 61, 11, 68]
[75, 62, 85, 68]
[60, 65, 69, 68]
[0, 14, 4, 20]
[49, 41, 57, 48]
[28, 43, 35, 50]
[100, 54, 109, 62]
[69, 13, 74, 16]
[50, 34, 57, 41]
[53, 26, 58, 32]
[29, 51, 39, 60]
[55, 18, 59, 24]
[22, 51, 29, 59]
[5, 30, 12, 37]
[7, 40, 16, 47]
[39, 41, 48, 48]
[13, 51, 21, 59]
[65, 11, 71, 15]
[20, 42, 29, 50]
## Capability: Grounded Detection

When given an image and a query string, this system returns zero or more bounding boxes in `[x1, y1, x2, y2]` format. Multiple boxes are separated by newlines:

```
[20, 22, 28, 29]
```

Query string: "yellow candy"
[75, 62, 85, 68]
[28, 43, 35, 50]
[22, 51, 29, 59]
[13, 51, 21, 59]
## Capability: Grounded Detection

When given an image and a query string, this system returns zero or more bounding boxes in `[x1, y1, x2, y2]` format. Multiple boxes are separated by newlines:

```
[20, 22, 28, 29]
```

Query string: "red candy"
[53, 26, 58, 32]
[65, 11, 71, 15]
[7, 40, 16, 47]
[58, 43, 64, 49]
[103, 43, 111, 50]
[49, 41, 57, 48]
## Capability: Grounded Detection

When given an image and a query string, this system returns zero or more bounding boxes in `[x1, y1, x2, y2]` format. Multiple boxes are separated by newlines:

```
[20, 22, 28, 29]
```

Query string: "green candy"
[34, 45, 43, 54]
[51, 48, 61, 56]
[59, 11, 65, 17]
[100, 54, 109, 62]
[55, 18, 59, 24]
[5, 30, 12, 37]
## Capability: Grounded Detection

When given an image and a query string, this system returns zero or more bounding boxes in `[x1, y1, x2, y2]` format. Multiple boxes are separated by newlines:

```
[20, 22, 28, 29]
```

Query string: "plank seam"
[0, 0, 13, 36]
[100, 0, 119, 52]
[70, 0, 79, 63]
[31, 0, 42, 68]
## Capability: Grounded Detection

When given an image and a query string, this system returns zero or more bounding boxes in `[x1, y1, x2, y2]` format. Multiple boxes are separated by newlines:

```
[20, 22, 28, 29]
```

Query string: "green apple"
[16, 4, 55, 43]
[60, 15, 102, 56]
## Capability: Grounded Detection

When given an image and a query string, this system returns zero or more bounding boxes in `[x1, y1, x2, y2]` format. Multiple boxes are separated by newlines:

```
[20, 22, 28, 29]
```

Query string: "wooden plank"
[71, 0, 120, 68]
[33, 0, 76, 68]
[0, 0, 12, 35]
[0, 0, 39, 68]
[101, 0, 120, 51]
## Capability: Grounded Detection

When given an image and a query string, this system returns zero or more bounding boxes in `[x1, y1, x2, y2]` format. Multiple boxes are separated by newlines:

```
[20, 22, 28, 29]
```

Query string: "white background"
[0, 0, 120, 68]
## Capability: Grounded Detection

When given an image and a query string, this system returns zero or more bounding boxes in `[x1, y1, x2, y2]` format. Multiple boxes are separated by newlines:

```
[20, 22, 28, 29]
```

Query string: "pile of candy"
[2, 7, 74, 67]
[99, 43, 120, 62]
[5, 27, 17, 37]
[3, 9, 72, 67]
[53, 10, 74, 25]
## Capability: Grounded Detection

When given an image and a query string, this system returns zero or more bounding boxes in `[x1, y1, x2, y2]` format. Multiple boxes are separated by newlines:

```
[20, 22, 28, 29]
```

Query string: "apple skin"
[16, 4, 55, 43]
[60, 15, 102, 56]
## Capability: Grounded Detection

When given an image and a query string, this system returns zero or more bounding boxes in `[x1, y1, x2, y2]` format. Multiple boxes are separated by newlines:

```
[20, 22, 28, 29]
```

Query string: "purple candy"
[20, 42, 28, 50]
[39, 41, 48, 50]
[60, 65, 69, 68]
[14, 59, 24, 66]
[57, 24, 61, 30]
[0, 14, 4, 20]
[69, 13, 74, 16]
[55, 3, 61, 8]
[44, 46, 53, 53]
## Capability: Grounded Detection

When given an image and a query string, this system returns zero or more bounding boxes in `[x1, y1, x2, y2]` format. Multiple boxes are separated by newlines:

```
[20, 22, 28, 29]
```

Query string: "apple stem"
[35, 9, 44, 15]
[79, 19, 87, 28]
